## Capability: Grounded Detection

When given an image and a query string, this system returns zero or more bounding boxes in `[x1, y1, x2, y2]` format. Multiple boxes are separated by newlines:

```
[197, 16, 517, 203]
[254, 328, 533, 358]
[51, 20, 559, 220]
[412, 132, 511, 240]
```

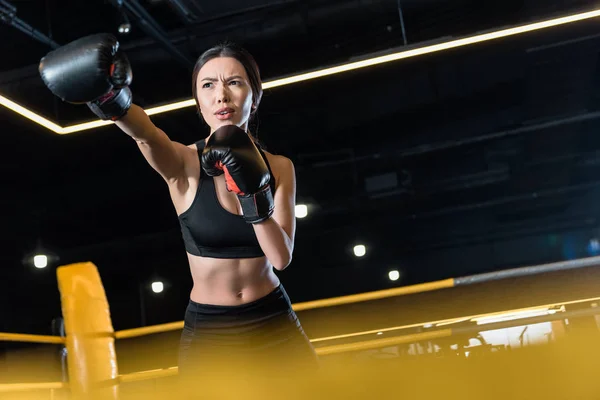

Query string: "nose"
[216, 83, 230, 104]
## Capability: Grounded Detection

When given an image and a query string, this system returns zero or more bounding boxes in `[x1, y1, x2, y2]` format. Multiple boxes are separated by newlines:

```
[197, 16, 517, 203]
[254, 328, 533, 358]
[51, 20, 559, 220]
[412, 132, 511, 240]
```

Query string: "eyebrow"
[200, 75, 245, 82]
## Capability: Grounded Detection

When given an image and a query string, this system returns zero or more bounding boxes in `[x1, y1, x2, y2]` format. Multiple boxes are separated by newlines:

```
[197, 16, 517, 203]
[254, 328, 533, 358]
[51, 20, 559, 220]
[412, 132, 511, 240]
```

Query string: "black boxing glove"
[39, 33, 133, 121]
[202, 125, 275, 224]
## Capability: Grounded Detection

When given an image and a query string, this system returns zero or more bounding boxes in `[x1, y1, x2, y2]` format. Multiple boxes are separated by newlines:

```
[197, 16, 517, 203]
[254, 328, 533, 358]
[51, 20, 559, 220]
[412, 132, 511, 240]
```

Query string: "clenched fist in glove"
[38, 33, 133, 121]
[202, 126, 275, 224]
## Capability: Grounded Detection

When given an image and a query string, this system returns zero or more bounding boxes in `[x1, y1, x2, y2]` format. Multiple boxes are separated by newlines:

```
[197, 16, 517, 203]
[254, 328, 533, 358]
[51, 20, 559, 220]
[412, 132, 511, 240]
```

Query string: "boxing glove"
[39, 33, 133, 121]
[202, 126, 274, 224]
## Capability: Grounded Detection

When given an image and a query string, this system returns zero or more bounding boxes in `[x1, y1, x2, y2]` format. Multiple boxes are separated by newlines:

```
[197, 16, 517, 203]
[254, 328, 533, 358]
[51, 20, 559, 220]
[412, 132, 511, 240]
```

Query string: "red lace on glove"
[216, 161, 245, 196]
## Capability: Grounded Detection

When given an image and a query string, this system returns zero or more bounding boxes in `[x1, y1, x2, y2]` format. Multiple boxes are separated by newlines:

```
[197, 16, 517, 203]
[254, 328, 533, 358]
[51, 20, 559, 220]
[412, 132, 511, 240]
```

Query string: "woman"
[38, 34, 319, 385]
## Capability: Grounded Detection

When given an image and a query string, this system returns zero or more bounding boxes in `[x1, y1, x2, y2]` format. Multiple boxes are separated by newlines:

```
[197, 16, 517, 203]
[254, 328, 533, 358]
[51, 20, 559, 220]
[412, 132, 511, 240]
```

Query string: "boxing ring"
[2, 257, 600, 399]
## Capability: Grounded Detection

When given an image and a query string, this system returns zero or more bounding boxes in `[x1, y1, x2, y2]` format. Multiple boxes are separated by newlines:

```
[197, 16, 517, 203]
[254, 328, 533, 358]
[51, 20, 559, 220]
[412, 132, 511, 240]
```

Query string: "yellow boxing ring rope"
[1, 255, 600, 399]
[0, 332, 65, 345]
[0, 382, 68, 393]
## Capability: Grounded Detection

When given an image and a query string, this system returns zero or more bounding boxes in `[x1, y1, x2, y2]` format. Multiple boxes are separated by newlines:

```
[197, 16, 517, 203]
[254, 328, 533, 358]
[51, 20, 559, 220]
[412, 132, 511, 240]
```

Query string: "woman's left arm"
[252, 157, 297, 271]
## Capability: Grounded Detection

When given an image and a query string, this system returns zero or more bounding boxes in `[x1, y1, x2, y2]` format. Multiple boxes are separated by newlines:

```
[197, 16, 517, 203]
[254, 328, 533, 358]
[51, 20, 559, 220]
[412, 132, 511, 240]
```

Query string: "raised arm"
[114, 105, 190, 184]
[39, 33, 191, 185]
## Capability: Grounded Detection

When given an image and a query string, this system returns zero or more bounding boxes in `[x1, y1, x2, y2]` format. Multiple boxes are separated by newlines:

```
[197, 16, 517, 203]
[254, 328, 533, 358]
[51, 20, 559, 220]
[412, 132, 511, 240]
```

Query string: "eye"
[202, 82, 212, 89]
[229, 80, 240, 86]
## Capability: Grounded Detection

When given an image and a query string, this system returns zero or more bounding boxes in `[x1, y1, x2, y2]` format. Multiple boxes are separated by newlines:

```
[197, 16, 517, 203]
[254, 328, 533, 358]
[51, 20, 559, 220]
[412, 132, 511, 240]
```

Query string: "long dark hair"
[192, 42, 264, 145]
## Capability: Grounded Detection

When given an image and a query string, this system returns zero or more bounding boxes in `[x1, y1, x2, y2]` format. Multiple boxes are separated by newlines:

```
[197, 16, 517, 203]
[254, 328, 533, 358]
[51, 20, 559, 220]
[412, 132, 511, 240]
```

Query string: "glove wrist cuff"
[87, 87, 132, 121]
[238, 185, 274, 224]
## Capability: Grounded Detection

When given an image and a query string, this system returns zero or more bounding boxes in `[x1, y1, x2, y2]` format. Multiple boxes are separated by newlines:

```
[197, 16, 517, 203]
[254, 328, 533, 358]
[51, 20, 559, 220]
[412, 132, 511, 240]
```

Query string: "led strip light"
[2, 8, 600, 135]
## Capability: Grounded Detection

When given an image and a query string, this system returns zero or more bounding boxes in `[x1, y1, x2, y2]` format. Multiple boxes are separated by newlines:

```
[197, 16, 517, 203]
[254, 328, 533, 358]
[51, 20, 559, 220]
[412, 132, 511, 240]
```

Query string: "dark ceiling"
[2, 0, 600, 335]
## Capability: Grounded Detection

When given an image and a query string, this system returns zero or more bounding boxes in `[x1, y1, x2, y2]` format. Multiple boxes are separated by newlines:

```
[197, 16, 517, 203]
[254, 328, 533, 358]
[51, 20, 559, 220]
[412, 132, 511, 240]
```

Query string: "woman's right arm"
[115, 104, 193, 186]
[37, 33, 193, 186]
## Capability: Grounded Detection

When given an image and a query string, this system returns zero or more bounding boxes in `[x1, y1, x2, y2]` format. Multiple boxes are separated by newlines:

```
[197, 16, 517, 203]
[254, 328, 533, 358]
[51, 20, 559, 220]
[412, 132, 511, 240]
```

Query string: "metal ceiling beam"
[301, 110, 600, 171]
[397, 0, 408, 45]
[109, 0, 194, 70]
[163, 0, 204, 24]
[0, 0, 60, 49]
[119, 0, 391, 60]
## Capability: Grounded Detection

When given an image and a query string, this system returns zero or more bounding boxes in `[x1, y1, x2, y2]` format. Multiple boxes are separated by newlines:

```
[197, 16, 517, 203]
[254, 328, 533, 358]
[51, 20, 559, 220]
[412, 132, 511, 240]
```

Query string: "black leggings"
[178, 284, 319, 383]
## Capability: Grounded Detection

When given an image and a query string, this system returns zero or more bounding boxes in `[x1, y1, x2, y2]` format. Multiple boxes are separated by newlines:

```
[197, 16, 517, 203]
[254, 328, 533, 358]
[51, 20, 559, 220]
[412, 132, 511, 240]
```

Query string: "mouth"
[214, 108, 235, 120]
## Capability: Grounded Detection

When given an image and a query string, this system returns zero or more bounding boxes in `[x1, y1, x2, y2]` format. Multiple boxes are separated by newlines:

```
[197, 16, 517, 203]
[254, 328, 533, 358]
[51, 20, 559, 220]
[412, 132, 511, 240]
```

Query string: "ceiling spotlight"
[353, 244, 366, 257]
[23, 239, 58, 269]
[33, 254, 48, 269]
[117, 11, 131, 35]
[295, 204, 308, 218]
[388, 270, 400, 281]
[151, 281, 164, 294]
[118, 23, 131, 34]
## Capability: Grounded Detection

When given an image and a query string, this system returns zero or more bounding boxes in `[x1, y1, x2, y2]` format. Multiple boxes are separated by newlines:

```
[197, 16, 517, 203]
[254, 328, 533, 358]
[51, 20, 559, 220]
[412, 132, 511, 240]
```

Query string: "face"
[195, 57, 254, 133]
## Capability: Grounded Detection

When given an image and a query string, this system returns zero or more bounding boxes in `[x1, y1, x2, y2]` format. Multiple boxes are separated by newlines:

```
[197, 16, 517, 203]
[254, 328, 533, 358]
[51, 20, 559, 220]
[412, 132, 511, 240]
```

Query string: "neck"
[209, 121, 248, 134]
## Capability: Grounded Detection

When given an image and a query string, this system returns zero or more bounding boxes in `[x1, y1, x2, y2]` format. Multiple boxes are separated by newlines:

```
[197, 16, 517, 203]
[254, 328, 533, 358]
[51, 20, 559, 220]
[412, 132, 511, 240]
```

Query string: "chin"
[212, 120, 248, 131]
[211, 120, 235, 130]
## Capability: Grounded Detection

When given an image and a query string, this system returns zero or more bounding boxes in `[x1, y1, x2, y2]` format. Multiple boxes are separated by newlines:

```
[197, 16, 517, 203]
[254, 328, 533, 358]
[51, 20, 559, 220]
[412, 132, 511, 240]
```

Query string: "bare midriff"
[186, 253, 280, 305]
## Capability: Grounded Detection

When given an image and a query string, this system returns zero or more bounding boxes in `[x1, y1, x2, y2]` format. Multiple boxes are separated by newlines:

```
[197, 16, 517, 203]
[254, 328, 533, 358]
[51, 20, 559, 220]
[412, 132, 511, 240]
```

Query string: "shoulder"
[264, 150, 292, 166]
[263, 151, 296, 188]
[264, 151, 295, 175]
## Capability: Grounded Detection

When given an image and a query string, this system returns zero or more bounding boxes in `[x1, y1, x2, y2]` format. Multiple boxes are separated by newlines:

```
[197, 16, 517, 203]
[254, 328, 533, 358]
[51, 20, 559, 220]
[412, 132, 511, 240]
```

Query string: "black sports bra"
[177, 139, 276, 258]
